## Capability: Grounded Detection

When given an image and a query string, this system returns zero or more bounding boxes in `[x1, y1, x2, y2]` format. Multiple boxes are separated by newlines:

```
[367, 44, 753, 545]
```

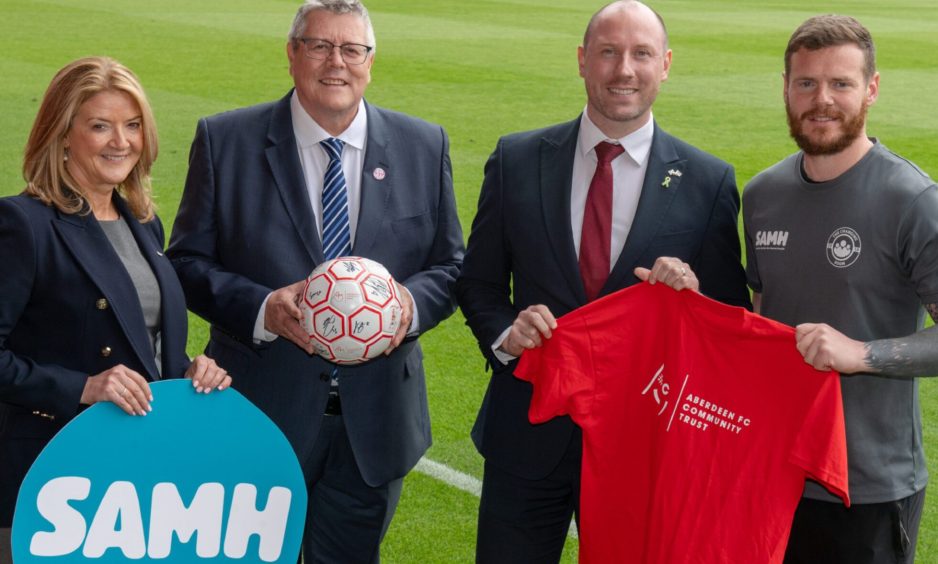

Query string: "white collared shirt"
[291, 91, 368, 243]
[571, 109, 654, 268]
[491, 111, 655, 364]
[253, 95, 369, 343]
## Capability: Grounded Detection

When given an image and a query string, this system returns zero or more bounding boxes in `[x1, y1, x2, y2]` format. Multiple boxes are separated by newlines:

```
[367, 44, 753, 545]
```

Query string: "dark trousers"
[301, 413, 402, 564]
[476, 429, 582, 564]
[0, 528, 10, 564]
[784, 488, 926, 564]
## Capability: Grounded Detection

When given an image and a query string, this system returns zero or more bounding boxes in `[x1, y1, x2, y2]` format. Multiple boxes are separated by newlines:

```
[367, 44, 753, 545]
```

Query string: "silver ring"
[118, 385, 126, 397]
[680, 266, 687, 277]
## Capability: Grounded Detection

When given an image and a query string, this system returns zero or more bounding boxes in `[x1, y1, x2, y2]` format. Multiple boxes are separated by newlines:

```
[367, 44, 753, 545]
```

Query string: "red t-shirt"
[515, 282, 849, 564]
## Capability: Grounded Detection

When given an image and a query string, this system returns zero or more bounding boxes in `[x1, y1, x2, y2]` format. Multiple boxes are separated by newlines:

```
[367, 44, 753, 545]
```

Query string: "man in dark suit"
[456, 1, 750, 561]
[167, 1, 463, 562]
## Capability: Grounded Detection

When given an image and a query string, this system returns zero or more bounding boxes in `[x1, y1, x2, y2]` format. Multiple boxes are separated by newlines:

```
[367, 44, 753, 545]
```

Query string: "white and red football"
[300, 257, 403, 364]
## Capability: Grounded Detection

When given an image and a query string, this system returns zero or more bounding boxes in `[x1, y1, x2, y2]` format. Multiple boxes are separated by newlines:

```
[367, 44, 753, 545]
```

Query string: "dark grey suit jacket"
[167, 91, 464, 487]
[456, 118, 750, 480]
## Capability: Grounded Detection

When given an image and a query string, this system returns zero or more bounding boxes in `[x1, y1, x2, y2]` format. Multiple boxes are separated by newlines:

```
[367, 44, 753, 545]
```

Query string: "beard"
[786, 101, 868, 156]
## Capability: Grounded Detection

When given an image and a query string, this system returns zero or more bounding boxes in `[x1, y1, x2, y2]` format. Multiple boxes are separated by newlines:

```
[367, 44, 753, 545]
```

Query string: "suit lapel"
[265, 91, 324, 263]
[539, 118, 588, 305]
[603, 123, 686, 294]
[354, 102, 391, 257]
[53, 202, 160, 379]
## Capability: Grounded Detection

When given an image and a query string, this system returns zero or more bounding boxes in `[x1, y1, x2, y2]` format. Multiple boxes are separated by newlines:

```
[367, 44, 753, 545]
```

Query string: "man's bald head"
[583, 1, 668, 51]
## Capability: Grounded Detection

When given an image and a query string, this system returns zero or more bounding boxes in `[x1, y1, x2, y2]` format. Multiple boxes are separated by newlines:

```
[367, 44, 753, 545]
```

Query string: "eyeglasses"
[296, 38, 373, 65]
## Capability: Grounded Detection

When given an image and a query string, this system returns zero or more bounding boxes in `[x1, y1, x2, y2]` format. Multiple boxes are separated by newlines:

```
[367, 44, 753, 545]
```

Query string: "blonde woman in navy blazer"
[0, 57, 231, 557]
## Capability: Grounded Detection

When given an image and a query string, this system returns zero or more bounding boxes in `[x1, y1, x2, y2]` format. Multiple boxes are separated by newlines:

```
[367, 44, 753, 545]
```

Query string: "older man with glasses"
[167, 1, 464, 562]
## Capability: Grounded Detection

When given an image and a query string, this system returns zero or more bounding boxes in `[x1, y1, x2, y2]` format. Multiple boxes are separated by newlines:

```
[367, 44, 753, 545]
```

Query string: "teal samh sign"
[12, 380, 306, 562]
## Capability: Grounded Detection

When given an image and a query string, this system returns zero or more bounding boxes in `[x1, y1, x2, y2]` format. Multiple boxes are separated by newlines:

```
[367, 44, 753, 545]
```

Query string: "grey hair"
[288, 0, 376, 51]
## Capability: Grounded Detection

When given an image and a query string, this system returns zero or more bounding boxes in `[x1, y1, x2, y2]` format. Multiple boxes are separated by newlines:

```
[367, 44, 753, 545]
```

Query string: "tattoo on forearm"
[864, 304, 938, 378]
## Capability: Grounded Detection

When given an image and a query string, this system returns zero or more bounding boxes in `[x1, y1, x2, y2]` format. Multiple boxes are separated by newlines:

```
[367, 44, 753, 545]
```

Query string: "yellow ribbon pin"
[662, 176, 671, 188]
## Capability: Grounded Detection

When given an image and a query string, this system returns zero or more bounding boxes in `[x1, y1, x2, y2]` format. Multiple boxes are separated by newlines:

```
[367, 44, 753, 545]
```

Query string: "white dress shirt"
[491, 111, 655, 363]
[291, 92, 368, 243]
[571, 109, 654, 266]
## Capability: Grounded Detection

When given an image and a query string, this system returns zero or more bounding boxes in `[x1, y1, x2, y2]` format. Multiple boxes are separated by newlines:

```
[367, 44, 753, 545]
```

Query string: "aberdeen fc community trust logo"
[642, 364, 751, 435]
[826, 227, 862, 268]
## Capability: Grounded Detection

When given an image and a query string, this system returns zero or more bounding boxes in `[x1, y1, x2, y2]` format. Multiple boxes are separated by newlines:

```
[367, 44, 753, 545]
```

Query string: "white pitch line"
[415, 456, 482, 496]
[414, 456, 579, 539]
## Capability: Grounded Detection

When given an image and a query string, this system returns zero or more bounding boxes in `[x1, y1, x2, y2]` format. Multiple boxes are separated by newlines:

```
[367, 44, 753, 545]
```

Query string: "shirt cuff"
[401, 285, 419, 336]
[253, 293, 279, 343]
[491, 326, 516, 365]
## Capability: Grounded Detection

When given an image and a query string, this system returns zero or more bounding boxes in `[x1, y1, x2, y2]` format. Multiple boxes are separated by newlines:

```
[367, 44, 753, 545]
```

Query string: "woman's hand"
[185, 355, 231, 393]
[80, 365, 152, 416]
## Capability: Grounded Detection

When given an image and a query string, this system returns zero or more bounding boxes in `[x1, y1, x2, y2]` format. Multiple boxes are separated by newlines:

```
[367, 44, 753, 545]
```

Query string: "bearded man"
[743, 14, 938, 564]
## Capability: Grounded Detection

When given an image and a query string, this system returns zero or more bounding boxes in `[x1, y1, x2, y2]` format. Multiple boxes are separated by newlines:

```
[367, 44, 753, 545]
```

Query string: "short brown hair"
[785, 15, 876, 81]
[22, 56, 159, 221]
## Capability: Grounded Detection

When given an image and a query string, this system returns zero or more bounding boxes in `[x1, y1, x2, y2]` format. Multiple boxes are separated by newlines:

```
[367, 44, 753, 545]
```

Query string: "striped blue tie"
[320, 138, 352, 260]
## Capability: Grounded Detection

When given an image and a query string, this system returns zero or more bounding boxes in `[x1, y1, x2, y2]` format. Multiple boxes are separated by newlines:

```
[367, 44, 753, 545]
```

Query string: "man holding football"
[167, 1, 464, 562]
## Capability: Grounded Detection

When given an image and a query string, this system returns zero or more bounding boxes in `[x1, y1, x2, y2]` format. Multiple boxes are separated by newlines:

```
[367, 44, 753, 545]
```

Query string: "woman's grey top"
[99, 216, 162, 374]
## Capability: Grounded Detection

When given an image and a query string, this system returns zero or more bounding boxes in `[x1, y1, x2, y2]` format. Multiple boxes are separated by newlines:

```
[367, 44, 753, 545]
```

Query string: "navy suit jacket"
[456, 118, 750, 480]
[167, 91, 464, 487]
[0, 194, 189, 525]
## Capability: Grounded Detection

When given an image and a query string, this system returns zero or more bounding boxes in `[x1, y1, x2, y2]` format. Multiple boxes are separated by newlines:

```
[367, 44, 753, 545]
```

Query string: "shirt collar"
[578, 109, 655, 167]
[290, 91, 368, 151]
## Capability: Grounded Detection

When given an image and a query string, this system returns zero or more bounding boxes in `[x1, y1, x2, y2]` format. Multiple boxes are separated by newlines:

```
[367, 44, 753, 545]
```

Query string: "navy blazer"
[0, 194, 190, 525]
[456, 118, 751, 480]
[167, 91, 464, 487]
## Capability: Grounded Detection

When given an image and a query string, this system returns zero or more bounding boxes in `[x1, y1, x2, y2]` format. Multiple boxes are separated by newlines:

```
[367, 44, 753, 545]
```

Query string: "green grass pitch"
[2, 1, 938, 562]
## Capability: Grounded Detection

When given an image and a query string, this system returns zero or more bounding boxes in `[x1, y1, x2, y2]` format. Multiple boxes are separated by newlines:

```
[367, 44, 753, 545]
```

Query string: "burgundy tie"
[579, 141, 624, 301]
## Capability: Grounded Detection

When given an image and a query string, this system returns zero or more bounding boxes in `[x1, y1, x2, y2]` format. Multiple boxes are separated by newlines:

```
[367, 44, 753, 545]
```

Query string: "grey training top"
[743, 140, 938, 504]
[99, 216, 162, 374]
